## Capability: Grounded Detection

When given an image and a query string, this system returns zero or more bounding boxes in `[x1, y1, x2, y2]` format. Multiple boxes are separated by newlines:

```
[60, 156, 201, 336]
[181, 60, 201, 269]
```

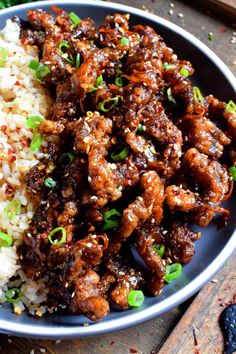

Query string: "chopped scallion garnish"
[48, 227, 66, 245]
[0, 231, 13, 247]
[179, 66, 189, 77]
[165, 263, 182, 283]
[120, 37, 129, 46]
[167, 87, 177, 105]
[96, 75, 103, 87]
[193, 86, 203, 104]
[27, 115, 44, 130]
[229, 166, 236, 181]
[163, 62, 175, 70]
[59, 41, 74, 64]
[128, 290, 144, 307]
[30, 133, 43, 152]
[4, 288, 21, 304]
[60, 152, 75, 164]
[69, 11, 81, 27]
[226, 100, 236, 113]
[208, 32, 215, 41]
[152, 243, 165, 258]
[28, 60, 40, 70]
[114, 77, 123, 87]
[98, 97, 119, 112]
[101, 209, 121, 231]
[0, 47, 7, 67]
[75, 53, 81, 68]
[44, 177, 57, 188]
[111, 143, 130, 161]
[4, 199, 21, 221]
[137, 124, 143, 133]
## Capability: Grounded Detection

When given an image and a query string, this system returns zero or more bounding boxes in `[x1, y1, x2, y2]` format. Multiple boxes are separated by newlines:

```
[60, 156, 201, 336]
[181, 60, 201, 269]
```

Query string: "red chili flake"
[22, 138, 30, 147]
[5, 184, 15, 196]
[130, 348, 138, 353]
[14, 80, 21, 86]
[7, 148, 13, 155]
[219, 25, 227, 33]
[0, 125, 7, 132]
[50, 5, 63, 14]
[11, 155, 16, 163]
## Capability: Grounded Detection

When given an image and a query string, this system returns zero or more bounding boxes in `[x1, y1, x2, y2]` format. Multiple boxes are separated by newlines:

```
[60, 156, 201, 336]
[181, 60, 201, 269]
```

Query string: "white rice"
[0, 20, 54, 314]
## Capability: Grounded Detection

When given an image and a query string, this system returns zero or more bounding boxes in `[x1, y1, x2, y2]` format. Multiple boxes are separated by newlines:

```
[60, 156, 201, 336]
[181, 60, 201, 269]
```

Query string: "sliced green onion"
[69, 11, 81, 27]
[111, 143, 130, 162]
[165, 263, 182, 283]
[35, 64, 50, 81]
[48, 227, 66, 246]
[88, 86, 97, 93]
[4, 288, 21, 304]
[96, 75, 103, 87]
[167, 87, 177, 105]
[0, 47, 7, 67]
[28, 60, 40, 70]
[27, 115, 44, 130]
[60, 152, 75, 164]
[163, 62, 175, 70]
[179, 67, 189, 77]
[226, 100, 236, 113]
[101, 209, 121, 231]
[114, 77, 123, 87]
[4, 199, 21, 221]
[120, 37, 129, 46]
[152, 243, 165, 258]
[44, 177, 57, 188]
[75, 53, 81, 68]
[137, 124, 143, 133]
[30, 133, 43, 152]
[229, 166, 236, 181]
[98, 97, 119, 112]
[0, 231, 13, 247]
[208, 32, 215, 41]
[193, 86, 203, 104]
[128, 290, 144, 307]
[59, 41, 74, 64]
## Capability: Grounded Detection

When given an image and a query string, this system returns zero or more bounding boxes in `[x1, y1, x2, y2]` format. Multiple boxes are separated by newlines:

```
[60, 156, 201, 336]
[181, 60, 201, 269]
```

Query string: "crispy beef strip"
[17, 9, 235, 322]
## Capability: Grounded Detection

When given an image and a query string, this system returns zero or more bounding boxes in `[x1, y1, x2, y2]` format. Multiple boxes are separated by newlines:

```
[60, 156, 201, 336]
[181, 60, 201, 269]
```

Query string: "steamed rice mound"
[0, 20, 52, 313]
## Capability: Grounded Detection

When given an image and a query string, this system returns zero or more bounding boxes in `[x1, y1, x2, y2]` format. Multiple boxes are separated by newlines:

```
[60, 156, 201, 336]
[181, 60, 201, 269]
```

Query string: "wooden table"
[0, 1, 235, 353]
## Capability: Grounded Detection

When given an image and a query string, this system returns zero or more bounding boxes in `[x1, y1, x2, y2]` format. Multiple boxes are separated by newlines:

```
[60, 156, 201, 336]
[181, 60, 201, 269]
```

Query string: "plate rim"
[0, 0, 235, 339]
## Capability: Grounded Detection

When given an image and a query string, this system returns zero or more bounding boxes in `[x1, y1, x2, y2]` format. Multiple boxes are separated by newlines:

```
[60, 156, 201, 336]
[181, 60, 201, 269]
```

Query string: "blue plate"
[0, 0, 235, 339]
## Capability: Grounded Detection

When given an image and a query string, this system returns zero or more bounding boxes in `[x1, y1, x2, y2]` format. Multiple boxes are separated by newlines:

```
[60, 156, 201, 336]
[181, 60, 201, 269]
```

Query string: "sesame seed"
[39, 349, 46, 353]
[56, 340, 61, 344]
[178, 13, 184, 18]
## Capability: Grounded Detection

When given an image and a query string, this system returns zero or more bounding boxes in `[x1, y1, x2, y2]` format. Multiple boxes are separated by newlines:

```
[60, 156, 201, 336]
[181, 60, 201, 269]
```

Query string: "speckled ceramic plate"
[0, 0, 235, 339]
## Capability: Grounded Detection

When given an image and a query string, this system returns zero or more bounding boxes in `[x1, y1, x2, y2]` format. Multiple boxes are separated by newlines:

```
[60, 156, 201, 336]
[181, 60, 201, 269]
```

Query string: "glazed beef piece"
[18, 8, 235, 322]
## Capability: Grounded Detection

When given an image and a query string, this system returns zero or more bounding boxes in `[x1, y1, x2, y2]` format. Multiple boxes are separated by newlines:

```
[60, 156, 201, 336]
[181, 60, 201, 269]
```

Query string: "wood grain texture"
[0, 307, 183, 354]
[159, 252, 236, 354]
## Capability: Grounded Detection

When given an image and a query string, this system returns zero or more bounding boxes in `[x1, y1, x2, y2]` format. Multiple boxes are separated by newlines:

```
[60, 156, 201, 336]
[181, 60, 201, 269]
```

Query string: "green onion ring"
[98, 97, 119, 112]
[114, 77, 123, 87]
[152, 243, 165, 258]
[4, 288, 22, 304]
[229, 166, 236, 181]
[30, 133, 43, 152]
[101, 209, 121, 231]
[69, 11, 81, 27]
[128, 290, 144, 307]
[28, 60, 40, 70]
[226, 100, 236, 113]
[59, 41, 74, 64]
[27, 115, 44, 130]
[193, 86, 203, 104]
[165, 263, 182, 283]
[48, 227, 66, 246]
[111, 143, 130, 162]
[179, 67, 189, 77]
[44, 177, 57, 188]
[0, 231, 13, 247]
[162, 62, 175, 70]
[0, 47, 7, 67]
[75, 53, 81, 68]
[120, 37, 129, 46]
[60, 152, 75, 164]
[4, 199, 21, 221]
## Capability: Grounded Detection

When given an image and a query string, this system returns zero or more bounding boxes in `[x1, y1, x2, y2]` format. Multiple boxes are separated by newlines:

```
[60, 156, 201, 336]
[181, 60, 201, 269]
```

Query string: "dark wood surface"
[0, 1, 235, 353]
[159, 252, 236, 354]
